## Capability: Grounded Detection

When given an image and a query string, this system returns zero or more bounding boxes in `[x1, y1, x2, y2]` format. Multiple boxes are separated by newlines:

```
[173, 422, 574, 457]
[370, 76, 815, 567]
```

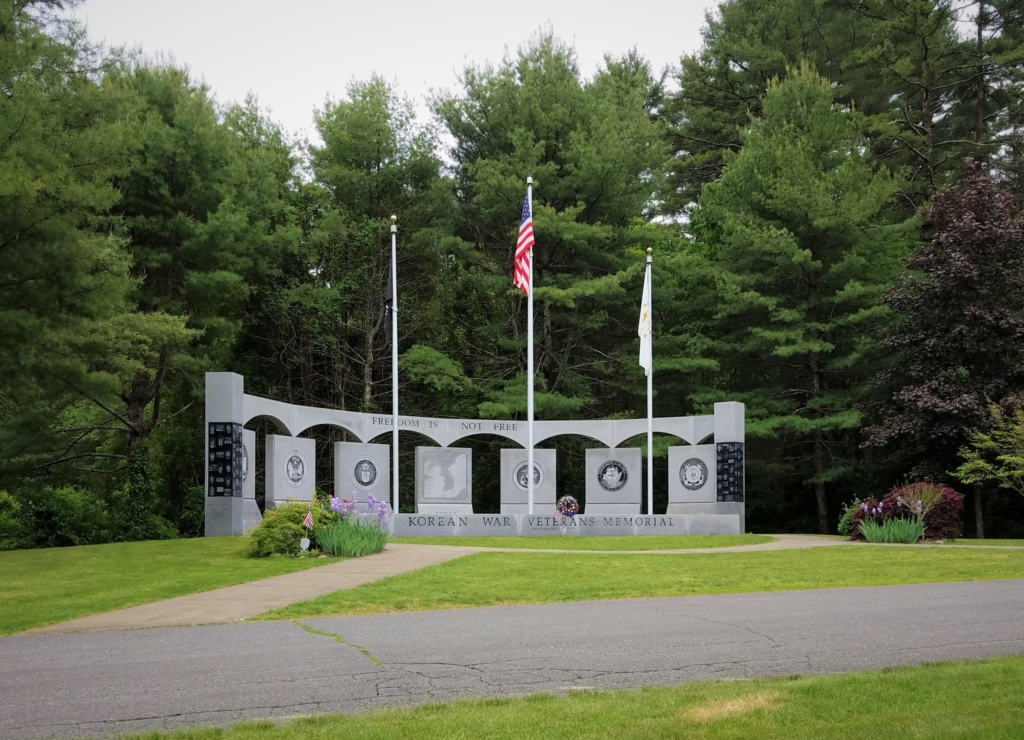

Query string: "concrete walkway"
[29, 544, 484, 635]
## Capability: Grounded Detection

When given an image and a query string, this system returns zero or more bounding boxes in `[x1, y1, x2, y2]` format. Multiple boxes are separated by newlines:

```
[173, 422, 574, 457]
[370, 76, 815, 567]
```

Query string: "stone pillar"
[266, 435, 316, 509]
[584, 447, 642, 515]
[714, 401, 746, 532]
[500, 448, 556, 514]
[205, 372, 246, 536]
[241, 429, 262, 532]
[415, 447, 473, 514]
[662, 403, 745, 533]
[667, 444, 716, 504]
[334, 442, 390, 508]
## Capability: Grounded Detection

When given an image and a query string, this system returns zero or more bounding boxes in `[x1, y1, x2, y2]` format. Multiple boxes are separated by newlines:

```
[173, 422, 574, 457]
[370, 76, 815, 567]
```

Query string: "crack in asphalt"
[293, 621, 386, 667]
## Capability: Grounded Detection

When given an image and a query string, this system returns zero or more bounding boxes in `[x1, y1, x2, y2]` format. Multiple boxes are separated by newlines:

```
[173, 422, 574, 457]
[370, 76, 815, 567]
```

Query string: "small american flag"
[554, 510, 562, 524]
[513, 191, 534, 295]
[302, 503, 314, 531]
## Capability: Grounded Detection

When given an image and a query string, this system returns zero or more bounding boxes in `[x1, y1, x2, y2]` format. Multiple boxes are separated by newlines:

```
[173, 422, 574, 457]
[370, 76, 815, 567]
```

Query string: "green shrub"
[248, 503, 319, 557]
[314, 518, 388, 557]
[860, 517, 924, 544]
[837, 499, 861, 537]
[0, 491, 25, 551]
[15, 486, 114, 548]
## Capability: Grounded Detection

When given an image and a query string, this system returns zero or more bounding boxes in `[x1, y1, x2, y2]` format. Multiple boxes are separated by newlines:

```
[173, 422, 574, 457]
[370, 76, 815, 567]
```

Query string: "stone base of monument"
[665, 501, 745, 533]
[501, 503, 557, 515]
[241, 498, 262, 533]
[583, 503, 641, 517]
[415, 504, 474, 516]
[205, 497, 239, 536]
[388, 512, 741, 536]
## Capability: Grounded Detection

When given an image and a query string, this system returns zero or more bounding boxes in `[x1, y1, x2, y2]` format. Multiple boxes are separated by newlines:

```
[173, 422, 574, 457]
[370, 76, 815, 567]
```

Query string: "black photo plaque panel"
[716, 442, 745, 502]
[207, 422, 243, 497]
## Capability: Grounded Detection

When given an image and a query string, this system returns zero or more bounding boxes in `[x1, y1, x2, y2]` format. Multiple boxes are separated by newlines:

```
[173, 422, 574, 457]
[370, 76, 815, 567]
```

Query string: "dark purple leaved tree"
[867, 163, 1024, 522]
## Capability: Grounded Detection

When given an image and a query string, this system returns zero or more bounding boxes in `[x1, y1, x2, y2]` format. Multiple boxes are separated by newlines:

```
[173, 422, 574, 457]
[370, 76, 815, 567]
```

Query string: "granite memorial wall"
[204, 372, 745, 536]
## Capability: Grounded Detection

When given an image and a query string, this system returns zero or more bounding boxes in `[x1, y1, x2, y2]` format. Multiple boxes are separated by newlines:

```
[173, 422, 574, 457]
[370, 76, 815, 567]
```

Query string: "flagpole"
[646, 247, 653, 516]
[391, 215, 399, 516]
[526, 177, 535, 516]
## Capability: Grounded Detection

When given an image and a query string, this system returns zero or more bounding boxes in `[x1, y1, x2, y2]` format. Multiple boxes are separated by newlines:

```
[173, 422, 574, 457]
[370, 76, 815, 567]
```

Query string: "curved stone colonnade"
[242, 386, 721, 448]
[204, 372, 746, 537]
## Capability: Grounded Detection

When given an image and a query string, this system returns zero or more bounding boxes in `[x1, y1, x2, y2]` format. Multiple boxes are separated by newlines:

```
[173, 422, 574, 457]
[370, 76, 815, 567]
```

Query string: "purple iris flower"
[329, 497, 342, 513]
[367, 493, 376, 508]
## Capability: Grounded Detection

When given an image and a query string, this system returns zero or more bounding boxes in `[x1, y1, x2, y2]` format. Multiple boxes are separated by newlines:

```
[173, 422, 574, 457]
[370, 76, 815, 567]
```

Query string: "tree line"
[2, 0, 1023, 548]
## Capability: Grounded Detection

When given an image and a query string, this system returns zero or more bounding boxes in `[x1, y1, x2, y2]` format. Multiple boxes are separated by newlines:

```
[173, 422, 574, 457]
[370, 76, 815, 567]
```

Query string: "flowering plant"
[315, 492, 392, 557]
[848, 481, 963, 541]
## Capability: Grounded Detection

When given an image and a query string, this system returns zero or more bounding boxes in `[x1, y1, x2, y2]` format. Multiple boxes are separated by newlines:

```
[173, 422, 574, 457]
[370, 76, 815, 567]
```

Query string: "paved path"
[2, 580, 1022, 739]
[30, 535, 849, 634]
[29, 544, 484, 634]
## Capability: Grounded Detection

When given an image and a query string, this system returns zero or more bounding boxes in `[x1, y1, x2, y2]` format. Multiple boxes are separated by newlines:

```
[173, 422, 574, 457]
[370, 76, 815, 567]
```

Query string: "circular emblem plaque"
[513, 462, 543, 491]
[680, 458, 708, 490]
[352, 457, 379, 489]
[241, 444, 249, 482]
[597, 460, 628, 491]
[285, 451, 306, 487]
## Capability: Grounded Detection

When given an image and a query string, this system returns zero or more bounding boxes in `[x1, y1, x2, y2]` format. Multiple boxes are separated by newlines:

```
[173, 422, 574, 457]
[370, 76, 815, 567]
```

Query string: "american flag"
[554, 510, 562, 524]
[513, 191, 534, 295]
[302, 503, 314, 531]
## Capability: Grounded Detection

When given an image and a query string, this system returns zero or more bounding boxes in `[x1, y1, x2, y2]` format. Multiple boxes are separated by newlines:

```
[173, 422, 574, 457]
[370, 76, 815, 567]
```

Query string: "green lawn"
[940, 539, 1024, 547]
[261, 545, 1024, 620]
[0, 537, 338, 635]
[390, 534, 774, 550]
[118, 656, 1024, 739]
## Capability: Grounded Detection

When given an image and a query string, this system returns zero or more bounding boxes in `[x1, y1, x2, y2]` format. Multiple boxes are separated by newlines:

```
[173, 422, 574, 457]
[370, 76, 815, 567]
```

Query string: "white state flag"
[638, 264, 652, 376]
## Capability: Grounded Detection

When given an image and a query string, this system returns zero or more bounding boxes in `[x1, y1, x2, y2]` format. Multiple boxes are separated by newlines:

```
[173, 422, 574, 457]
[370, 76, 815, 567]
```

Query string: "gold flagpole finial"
[646, 248, 653, 255]
[391, 214, 397, 223]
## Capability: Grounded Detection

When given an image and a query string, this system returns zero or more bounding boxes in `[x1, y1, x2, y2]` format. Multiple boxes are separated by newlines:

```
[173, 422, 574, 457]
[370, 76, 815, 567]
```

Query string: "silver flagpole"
[527, 177, 535, 516]
[391, 215, 399, 516]
[646, 248, 654, 516]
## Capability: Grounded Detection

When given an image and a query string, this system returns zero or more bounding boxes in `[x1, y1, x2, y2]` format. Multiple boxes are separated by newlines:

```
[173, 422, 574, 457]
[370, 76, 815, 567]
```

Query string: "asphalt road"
[3, 580, 1024, 739]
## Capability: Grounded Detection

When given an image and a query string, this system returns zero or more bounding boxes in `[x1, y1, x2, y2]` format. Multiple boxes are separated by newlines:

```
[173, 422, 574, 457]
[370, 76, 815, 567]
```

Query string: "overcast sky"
[71, 0, 719, 142]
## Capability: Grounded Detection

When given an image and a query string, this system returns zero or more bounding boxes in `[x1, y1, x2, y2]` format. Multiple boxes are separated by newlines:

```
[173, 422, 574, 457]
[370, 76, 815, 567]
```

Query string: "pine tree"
[693, 64, 919, 532]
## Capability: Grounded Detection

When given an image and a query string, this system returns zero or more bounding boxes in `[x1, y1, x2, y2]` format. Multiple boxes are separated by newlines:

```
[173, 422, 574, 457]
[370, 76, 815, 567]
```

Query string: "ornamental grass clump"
[313, 493, 391, 558]
[859, 517, 925, 544]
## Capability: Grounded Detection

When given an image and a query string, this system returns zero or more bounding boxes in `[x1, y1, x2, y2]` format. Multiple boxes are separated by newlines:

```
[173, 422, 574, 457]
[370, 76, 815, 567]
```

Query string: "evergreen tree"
[106, 63, 299, 452]
[663, 0, 883, 212]
[239, 77, 450, 416]
[692, 64, 918, 532]
[433, 35, 670, 422]
[0, 1, 138, 480]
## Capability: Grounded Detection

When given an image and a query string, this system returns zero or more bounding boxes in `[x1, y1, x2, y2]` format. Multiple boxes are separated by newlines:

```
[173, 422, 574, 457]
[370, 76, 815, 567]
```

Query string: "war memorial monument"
[205, 372, 746, 537]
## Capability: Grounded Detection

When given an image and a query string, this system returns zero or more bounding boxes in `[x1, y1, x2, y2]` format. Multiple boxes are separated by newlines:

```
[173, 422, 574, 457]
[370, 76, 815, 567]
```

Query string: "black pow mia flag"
[384, 258, 394, 345]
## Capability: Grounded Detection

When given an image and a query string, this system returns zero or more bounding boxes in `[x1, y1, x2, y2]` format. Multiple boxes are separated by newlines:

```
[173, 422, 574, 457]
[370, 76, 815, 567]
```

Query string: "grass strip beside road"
[941, 539, 1024, 547]
[0, 538, 338, 635]
[118, 656, 1024, 739]
[261, 545, 1024, 620]
[390, 534, 773, 550]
